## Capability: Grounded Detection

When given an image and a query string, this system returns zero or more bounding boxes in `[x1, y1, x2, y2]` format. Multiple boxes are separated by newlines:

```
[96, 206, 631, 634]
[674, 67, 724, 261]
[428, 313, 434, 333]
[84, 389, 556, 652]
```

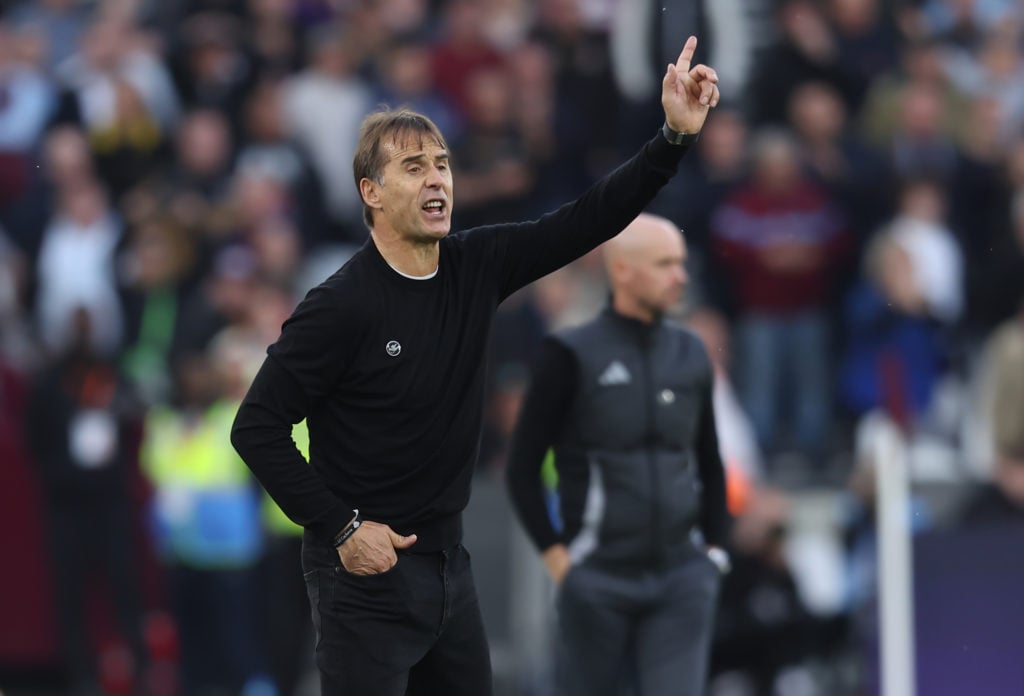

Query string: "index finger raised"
[676, 36, 698, 74]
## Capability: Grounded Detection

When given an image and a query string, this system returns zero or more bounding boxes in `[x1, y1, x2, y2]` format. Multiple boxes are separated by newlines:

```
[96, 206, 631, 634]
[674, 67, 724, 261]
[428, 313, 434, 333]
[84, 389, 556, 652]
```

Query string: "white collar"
[387, 262, 438, 280]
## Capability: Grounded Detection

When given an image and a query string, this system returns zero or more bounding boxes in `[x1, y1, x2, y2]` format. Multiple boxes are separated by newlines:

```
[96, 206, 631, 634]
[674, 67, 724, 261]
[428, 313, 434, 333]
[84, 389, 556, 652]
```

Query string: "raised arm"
[663, 35, 721, 132]
[476, 36, 721, 299]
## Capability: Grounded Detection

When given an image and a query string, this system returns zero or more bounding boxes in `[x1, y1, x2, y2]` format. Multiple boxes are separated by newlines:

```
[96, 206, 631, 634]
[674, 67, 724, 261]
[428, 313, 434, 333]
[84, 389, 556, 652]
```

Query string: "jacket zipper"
[639, 335, 662, 568]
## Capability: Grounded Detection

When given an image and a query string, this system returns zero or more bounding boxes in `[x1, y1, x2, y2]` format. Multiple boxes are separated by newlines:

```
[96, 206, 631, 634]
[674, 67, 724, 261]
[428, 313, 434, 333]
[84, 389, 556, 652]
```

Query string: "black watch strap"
[662, 122, 700, 146]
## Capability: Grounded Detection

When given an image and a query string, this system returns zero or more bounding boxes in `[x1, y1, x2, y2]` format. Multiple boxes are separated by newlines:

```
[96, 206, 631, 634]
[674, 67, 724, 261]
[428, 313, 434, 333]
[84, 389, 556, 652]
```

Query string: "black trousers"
[45, 499, 148, 691]
[261, 535, 312, 696]
[170, 564, 269, 694]
[301, 532, 492, 695]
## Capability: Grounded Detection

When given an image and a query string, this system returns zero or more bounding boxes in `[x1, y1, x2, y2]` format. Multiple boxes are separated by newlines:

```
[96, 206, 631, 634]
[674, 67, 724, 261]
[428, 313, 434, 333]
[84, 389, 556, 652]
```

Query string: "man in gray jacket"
[506, 213, 731, 696]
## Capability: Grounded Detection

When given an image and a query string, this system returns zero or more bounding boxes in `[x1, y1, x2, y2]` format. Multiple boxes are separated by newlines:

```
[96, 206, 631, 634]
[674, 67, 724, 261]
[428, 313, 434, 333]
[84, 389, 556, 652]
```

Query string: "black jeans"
[301, 532, 492, 695]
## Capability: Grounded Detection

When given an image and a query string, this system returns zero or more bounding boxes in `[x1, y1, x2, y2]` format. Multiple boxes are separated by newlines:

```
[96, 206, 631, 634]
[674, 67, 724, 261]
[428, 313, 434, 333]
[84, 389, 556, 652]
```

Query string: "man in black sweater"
[506, 214, 730, 696]
[231, 36, 720, 695]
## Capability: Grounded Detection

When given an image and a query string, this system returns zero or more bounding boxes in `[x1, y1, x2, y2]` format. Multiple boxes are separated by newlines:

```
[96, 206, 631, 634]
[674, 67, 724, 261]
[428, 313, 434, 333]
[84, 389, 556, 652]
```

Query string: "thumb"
[391, 531, 418, 549]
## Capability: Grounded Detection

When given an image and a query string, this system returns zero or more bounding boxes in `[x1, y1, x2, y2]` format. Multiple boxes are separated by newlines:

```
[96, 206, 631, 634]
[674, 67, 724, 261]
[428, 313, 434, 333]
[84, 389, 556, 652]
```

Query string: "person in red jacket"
[712, 128, 848, 459]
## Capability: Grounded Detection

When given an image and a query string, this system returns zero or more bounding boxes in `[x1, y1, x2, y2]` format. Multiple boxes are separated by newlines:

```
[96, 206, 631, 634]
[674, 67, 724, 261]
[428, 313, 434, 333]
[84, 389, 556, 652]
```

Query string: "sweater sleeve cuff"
[645, 129, 692, 172]
[306, 503, 358, 546]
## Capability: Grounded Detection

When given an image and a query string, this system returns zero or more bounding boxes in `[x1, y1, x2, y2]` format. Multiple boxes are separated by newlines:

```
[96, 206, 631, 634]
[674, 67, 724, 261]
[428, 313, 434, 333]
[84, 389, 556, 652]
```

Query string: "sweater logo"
[597, 360, 632, 386]
[385, 340, 402, 357]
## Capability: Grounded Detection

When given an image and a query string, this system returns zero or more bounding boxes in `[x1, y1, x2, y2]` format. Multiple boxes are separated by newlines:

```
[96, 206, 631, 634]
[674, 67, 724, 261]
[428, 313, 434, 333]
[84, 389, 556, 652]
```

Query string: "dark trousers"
[170, 564, 269, 694]
[301, 533, 492, 695]
[46, 499, 148, 692]
[556, 552, 721, 696]
[261, 535, 312, 696]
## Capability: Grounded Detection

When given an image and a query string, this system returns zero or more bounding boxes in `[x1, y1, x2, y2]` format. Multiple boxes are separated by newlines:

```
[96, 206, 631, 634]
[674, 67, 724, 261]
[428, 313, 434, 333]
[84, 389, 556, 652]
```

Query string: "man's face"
[624, 229, 688, 316]
[364, 135, 454, 242]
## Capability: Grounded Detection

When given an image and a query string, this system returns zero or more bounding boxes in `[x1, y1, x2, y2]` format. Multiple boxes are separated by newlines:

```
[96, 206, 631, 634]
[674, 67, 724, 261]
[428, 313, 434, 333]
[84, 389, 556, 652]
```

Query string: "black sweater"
[230, 133, 689, 549]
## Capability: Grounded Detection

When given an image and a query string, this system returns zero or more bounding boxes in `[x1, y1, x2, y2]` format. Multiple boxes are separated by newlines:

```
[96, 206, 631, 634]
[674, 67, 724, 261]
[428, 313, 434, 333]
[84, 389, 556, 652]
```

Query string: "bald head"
[604, 214, 680, 271]
[604, 214, 688, 322]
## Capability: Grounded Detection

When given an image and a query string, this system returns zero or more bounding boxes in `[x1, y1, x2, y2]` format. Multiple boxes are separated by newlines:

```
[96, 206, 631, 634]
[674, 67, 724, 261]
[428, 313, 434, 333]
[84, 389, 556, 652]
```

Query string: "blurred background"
[1, 0, 1024, 694]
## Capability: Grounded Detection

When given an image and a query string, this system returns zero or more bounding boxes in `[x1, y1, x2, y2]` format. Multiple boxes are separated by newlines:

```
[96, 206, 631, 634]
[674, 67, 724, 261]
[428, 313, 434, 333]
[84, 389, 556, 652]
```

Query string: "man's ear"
[360, 177, 383, 213]
[609, 258, 630, 287]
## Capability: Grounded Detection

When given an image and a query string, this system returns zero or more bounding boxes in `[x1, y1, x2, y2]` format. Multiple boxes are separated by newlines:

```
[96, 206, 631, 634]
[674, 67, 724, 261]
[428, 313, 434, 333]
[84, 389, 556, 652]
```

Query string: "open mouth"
[422, 199, 446, 219]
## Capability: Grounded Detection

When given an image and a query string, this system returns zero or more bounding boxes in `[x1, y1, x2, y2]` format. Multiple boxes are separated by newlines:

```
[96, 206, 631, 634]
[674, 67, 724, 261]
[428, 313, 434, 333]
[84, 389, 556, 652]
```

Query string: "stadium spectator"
[712, 128, 849, 459]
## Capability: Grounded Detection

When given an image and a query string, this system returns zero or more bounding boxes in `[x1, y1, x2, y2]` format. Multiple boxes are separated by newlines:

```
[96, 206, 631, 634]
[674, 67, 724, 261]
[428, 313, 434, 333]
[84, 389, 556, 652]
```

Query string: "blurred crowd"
[2, 0, 1024, 694]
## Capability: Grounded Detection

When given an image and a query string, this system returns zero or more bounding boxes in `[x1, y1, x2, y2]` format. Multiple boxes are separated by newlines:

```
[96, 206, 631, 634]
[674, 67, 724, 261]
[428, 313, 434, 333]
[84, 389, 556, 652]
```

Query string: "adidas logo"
[598, 360, 632, 386]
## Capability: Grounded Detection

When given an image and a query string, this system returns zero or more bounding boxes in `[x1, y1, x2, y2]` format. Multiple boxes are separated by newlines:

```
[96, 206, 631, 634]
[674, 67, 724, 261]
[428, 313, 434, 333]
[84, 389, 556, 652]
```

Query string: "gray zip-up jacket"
[506, 307, 730, 569]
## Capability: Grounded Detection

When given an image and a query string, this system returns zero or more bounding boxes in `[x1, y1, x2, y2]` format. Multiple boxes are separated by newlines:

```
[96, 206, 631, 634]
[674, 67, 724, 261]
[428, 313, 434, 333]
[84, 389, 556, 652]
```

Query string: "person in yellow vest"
[259, 420, 312, 696]
[213, 310, 313, 696]
[141, 352, 276, 696]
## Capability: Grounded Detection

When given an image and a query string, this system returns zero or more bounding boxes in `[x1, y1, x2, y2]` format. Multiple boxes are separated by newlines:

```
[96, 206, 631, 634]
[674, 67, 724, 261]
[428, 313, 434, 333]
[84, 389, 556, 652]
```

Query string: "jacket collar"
[602, 303, 662, 342]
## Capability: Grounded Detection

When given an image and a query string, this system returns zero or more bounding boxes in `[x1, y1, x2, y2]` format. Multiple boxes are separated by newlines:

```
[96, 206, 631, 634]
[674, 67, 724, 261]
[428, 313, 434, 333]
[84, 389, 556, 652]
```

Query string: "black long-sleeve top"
[230, 132, 689, 549]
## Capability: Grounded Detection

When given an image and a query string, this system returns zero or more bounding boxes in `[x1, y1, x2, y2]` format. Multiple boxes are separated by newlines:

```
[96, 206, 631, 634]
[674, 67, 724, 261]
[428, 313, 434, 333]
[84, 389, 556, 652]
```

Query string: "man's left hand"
[661, 35, 720, 135]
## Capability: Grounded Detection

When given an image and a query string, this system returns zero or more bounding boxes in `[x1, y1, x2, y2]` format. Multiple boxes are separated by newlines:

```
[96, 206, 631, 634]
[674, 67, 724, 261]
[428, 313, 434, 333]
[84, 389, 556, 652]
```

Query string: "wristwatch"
[662, 122, 700, 146]
[332, 509, 362, 548]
